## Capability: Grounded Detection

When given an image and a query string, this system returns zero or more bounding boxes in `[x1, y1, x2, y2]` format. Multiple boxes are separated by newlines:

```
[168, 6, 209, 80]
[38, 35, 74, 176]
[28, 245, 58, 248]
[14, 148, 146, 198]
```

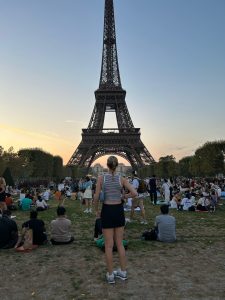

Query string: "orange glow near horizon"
[0, 123, 196, 165]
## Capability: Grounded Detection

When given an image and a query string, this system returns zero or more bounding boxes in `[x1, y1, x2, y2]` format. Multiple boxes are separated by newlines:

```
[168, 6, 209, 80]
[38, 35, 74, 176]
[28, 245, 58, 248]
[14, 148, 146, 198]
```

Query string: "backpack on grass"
[137, 179, 147, 194]
[95, 236, 128, 252]
[141, 229, 158, 241]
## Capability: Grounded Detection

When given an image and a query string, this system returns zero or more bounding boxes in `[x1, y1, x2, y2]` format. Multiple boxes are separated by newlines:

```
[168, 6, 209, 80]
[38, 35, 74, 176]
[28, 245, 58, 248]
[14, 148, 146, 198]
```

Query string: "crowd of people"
[0, 204, 74, 251]
[160, 177, 223, 213]
[0, 167, 224, 283]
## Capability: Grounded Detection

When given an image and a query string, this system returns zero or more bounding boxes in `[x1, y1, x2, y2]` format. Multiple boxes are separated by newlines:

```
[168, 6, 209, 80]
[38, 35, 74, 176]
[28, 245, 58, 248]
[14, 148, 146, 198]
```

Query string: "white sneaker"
[88, 208, 92, 213]
[126, 218, 134, 223]
[113, 269, 127, 280]
[140, 220, 148, 225]
[84, 209, 88, 213]
[106, 272, 115, 284]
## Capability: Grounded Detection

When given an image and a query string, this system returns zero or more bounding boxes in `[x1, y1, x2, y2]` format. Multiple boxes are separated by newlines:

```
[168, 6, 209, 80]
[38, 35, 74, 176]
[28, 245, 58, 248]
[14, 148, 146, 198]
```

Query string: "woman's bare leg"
[102, 228, 114, 274]
[139, 200, 146, 220]
[114, 227, 126, 271]
[85, 199, 89, 210]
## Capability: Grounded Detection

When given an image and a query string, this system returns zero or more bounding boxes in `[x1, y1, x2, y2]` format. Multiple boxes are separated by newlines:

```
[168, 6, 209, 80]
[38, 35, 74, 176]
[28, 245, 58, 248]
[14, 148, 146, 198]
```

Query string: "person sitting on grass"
[22, 210, 47, 245]
[0, 210, 18, 249]
[170, 192, 179, 209]
[181, 193, 194, 211]
[154, 204, 176, 243]
[20, 194, 33, 211]
[50, 206, 74, 245]
[5, 193, 17, 211]
[42, 189, 51, 201]
[196, 194, 210, 211]
[36, 195, 48, 211]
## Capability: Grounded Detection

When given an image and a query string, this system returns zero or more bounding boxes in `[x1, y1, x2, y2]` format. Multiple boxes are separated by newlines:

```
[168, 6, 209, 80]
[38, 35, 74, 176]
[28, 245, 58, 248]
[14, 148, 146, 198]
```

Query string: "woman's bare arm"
[93, 176, 103, 216]
[122, 177, 138, 200]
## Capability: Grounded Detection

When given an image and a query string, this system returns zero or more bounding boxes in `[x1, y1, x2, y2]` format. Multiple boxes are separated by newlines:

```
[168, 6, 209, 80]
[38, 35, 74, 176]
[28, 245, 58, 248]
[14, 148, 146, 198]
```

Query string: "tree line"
[0, 147, 64, 186]
[139, 140, 225, 179]
[0, 140, 224, 186]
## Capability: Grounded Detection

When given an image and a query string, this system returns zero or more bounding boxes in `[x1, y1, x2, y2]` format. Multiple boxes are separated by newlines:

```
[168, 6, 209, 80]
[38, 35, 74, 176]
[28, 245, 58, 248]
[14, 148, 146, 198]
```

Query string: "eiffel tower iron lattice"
[67, 0, 155, 170]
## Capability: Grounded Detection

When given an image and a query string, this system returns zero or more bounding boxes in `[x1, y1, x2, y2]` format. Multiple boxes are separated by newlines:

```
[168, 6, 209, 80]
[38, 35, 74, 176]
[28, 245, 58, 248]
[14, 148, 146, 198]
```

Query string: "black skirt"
[101, 203, 125, 229]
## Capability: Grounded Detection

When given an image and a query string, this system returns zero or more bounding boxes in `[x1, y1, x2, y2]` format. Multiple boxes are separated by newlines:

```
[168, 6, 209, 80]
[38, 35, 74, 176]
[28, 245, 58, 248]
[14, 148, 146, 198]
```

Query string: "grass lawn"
[1, 195, 225, 300]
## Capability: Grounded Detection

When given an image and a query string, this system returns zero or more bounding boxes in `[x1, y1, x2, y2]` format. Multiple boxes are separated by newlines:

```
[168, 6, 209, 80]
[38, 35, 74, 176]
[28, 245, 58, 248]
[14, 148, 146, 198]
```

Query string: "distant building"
[92, 163, 104, 175]
[117, 163, 127, 175]
[92, 162, 131, 176]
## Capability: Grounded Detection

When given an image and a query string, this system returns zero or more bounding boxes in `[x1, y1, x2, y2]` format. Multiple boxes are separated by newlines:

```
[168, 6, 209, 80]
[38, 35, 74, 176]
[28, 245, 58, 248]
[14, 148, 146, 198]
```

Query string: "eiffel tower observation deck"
[67, 0, 155, 170]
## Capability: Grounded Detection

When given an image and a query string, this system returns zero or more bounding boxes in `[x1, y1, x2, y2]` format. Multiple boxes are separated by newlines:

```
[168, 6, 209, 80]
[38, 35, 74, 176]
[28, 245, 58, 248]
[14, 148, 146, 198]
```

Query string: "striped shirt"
[104, 174, 122, 202]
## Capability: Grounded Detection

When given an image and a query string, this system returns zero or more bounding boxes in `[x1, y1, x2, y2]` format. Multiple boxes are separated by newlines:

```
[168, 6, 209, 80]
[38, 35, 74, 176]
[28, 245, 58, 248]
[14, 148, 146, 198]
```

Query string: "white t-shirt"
[162, 182, 170, 194]
[36, 199, 48, 209]
[170, 199, 178, 209]
[42, 190, 50, 201]
[20, 193, 25, 201]
[181, 197, 192, 210]
[58, 183, 65, 192]
[198, 197, 210, 206]
[216, 188, 222, 197]
[162, 182, 171, 202]
[66, 190, 71, 197]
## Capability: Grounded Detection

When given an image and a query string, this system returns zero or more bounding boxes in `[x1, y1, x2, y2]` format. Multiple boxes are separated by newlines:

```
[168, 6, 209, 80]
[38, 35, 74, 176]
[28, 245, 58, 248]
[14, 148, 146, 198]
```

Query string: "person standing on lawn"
[83, 176, 93, 213]
[149, 174, 157, 205]
[0, 177, 7, 211]
[126, 171, 148, 224]
[94, 156, 137, 284]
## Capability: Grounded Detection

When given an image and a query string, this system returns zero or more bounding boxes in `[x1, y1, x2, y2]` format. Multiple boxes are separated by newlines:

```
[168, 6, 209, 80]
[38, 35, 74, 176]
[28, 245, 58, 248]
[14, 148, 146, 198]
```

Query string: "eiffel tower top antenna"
[98, 0, 123, 91]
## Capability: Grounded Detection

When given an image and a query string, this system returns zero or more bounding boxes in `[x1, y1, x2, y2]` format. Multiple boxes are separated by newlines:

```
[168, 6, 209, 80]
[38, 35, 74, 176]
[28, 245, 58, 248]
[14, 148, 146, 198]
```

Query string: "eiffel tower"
[67, 0, 155, 170]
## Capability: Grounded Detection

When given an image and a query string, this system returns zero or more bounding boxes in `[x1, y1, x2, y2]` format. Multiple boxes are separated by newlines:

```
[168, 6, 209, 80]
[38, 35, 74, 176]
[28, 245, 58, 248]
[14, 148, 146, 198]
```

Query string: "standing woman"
[94, 156, 137, 284]
[0, 177, 7, 211]
[161, 178, 171, 204]
[83, 176, 93, 213]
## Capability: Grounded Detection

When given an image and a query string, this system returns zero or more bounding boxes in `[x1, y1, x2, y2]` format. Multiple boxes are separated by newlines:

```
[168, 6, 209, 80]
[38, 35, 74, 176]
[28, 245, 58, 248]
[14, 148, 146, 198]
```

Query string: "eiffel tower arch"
[67, 0, 155, 170]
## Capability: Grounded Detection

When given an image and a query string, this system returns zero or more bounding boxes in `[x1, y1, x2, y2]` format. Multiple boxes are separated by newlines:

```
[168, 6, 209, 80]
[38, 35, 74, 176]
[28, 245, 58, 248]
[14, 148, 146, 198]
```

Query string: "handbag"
[99, 175, 105, 202]
[15, 228, 38, 252]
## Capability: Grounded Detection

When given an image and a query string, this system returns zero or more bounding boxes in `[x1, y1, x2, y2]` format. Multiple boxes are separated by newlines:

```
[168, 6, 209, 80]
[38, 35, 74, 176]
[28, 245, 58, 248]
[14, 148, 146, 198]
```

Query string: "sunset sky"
[1, 0, 225, 166]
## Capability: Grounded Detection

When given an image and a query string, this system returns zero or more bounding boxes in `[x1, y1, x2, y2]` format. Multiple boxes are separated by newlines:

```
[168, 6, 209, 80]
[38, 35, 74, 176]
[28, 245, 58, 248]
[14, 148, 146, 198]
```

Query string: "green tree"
[2, 167, 14, 186]
[0, 146, 6, 175]
[155, 155, 178, 178]
[2, 147, 27, 181]
[18, 148, 54, 178]
[53, 156, 63, 180]
[193, 141, 225, 176]
[178, 156, 193, 177]
[138, 163, 156, 178]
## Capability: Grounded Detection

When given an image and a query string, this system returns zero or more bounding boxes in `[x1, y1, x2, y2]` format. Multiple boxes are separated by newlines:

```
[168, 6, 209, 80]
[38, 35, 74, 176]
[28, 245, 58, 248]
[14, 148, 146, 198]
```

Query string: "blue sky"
[0, 0, 225, 166]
